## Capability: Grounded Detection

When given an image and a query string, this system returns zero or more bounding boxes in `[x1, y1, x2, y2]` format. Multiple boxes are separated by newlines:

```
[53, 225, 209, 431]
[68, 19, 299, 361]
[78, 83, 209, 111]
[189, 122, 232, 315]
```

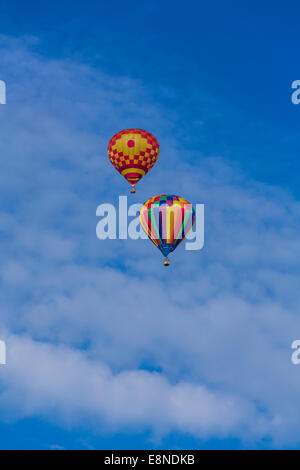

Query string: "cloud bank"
[0, 35, 300, 448]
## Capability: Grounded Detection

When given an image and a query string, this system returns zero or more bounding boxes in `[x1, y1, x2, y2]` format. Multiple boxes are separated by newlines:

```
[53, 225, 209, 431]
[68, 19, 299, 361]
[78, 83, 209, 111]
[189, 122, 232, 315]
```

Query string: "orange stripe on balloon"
[121, 168, 145, 177]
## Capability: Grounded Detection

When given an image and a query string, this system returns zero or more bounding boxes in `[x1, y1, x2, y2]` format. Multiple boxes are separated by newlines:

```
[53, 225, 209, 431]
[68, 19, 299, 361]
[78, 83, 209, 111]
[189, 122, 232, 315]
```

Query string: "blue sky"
[0, 0, 300, 450]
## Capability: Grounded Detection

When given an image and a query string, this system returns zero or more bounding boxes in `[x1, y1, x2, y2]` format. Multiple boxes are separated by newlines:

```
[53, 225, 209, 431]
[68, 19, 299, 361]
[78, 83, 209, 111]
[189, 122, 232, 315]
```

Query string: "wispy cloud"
[0, 35, 300, 448]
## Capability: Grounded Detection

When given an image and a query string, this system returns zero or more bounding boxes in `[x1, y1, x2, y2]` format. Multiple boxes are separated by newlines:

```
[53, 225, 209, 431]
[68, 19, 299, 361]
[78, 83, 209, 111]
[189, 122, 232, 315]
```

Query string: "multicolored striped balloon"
[139, 195, 195, 265]
[108, 129, 159, 193]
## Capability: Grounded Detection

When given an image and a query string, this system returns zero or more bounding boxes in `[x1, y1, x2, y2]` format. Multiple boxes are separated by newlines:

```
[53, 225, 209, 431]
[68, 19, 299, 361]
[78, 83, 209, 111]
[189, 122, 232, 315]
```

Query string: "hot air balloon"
[139, 195, 195, 265]
[108, 129, 159, 193]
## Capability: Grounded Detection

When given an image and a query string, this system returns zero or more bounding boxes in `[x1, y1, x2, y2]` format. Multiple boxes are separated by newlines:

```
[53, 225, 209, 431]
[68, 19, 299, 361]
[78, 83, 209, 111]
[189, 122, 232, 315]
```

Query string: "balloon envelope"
[108, 129, 159, 192]
[140, 195, 195, 262]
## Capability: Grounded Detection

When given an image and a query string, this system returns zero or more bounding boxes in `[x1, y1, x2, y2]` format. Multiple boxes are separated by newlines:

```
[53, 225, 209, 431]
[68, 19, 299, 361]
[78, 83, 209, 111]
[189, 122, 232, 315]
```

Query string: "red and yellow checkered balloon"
[108, 129, 159, 193]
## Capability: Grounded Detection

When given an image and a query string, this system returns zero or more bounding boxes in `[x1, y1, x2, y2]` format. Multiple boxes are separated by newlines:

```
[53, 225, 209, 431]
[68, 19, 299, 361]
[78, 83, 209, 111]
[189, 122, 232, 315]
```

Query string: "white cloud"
[0, 335, 253, 438]
[0, 35, 300, 447]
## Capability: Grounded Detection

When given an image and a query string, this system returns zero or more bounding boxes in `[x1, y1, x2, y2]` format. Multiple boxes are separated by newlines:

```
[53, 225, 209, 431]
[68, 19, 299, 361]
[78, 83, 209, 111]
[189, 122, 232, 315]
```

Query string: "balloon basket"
[163, 258, 170, 266]
[130, 187, 136, 194]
